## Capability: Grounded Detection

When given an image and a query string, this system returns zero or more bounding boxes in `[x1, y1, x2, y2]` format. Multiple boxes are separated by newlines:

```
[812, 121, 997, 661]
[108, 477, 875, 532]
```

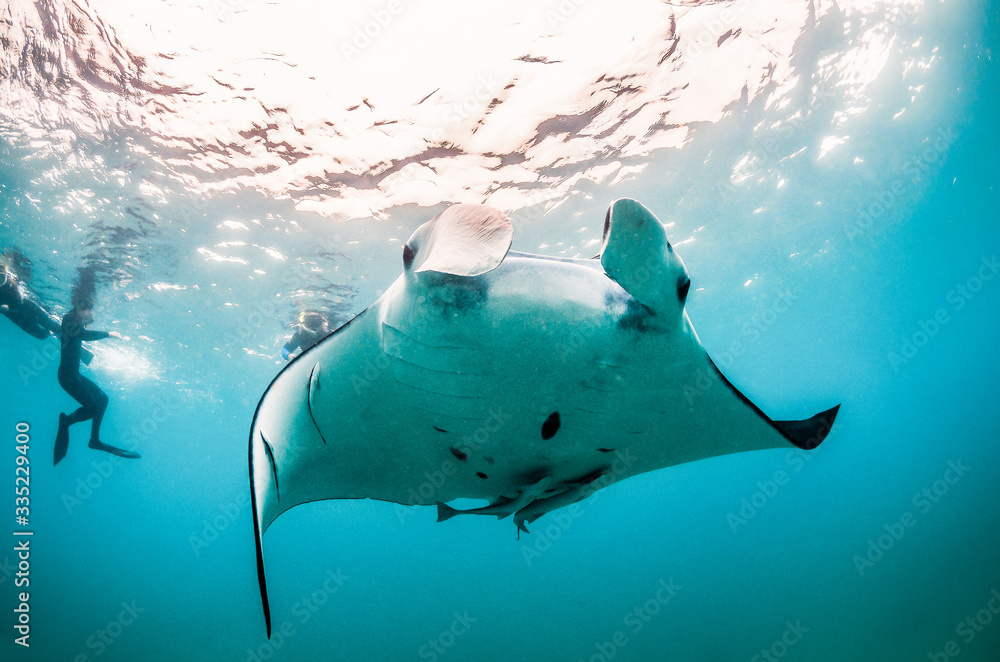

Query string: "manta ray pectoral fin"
[403, 204, 513, 277]
[600, 198, 691, 313]
[773, 404, 841, 450]
[709, 357, 841, 451]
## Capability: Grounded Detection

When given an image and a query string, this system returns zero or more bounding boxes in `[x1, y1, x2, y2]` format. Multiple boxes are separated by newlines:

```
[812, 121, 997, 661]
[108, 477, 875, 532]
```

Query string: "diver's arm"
[80, 330, 116, 341]
[281, 331, 302, 361]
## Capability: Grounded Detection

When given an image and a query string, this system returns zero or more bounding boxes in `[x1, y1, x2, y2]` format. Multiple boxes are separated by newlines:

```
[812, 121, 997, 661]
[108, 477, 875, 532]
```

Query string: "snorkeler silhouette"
[1, 264, 94, 363]
[281, 310, 330, 361]
[1, 266, 60, 337]
[54, 285, 140, 465]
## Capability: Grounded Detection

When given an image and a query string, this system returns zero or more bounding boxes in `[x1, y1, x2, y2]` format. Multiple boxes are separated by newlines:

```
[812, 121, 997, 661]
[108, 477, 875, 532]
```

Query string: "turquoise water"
[2, 1, 999, 660]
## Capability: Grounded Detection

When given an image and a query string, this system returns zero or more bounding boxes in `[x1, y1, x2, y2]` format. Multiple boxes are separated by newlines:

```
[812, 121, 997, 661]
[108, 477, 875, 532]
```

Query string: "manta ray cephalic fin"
[403, 204, 513, 277]
[600, 198, 691, 314]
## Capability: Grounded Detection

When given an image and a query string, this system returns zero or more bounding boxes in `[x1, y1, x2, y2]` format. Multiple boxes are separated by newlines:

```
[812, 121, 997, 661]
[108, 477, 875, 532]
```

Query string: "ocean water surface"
[1, 1, 998, 660]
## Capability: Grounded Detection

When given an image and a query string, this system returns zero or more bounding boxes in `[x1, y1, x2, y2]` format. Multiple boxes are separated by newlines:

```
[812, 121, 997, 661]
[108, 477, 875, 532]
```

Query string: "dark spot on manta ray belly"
[450, 447, 468, 461]
[476, 472, 488, 479]
[597, 448, 614, 453]
[484, 456, 495, 465]
[434, 426, 448, 433]
[541, 411, 561, 440]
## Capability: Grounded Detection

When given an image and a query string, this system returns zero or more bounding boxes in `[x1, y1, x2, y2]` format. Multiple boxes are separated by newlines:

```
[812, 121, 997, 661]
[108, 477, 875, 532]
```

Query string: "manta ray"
[248, 198, 839, 635]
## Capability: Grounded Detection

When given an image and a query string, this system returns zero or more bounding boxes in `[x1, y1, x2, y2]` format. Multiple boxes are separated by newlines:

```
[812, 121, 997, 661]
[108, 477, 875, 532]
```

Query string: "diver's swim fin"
[88, 440, 141, 459]
[54, 414, 69, 466]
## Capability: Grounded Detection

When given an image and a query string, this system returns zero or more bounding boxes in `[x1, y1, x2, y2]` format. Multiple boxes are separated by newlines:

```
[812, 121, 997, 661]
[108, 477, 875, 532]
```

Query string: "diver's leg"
[64, 405, 93, 425]
[23, 299, 60, 336]
[4, 309, 50, 339]
[54, 412, 70, 465]
[83, 380, 140, 459]
[86, 384, 108, 443]
[55, 375, 95, 465]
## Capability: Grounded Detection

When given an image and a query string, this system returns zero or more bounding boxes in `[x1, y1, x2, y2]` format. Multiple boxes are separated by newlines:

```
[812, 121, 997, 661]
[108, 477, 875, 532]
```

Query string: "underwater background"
[1, 0, 998, 660]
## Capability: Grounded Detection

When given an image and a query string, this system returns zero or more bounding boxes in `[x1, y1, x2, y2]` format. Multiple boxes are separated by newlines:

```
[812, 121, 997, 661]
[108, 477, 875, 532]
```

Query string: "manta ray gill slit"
[306, 363, 329, 445]
[260, 433, 279, 502]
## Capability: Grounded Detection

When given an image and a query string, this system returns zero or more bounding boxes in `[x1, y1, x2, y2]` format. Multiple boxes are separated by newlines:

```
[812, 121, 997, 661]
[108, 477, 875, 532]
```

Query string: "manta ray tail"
[600, 198, 690, 314]
[249, 436, 273, 638]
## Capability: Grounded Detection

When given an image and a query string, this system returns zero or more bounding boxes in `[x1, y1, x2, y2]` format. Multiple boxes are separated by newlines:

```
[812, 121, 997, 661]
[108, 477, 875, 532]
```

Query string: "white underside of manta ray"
[248, 198, 839, 635]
